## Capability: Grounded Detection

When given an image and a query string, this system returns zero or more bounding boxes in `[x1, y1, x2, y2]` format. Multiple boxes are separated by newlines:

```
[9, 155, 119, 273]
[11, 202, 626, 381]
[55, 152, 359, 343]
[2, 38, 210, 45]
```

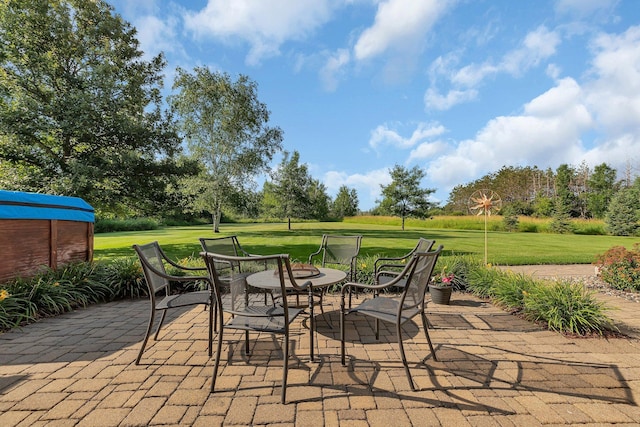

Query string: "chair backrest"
[133, 241, 170, 295]
[322, 234, 362, 265]
[200, 236, 245, 275]
[199, 236, 243, 257]
[201, 252, 302, 315]
[414, 238, 435, 254]
[400, 245, 443, 312]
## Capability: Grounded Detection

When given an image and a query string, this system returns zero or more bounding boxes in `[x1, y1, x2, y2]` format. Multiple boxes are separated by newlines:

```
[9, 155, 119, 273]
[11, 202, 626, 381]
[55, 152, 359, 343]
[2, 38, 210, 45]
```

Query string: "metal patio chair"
[374, 238, 435, 287]
[133, 241, 214, 365]
[199, 236, 271, 304]
[201, 252, 309, 404]
[308, 234, 362, 309]
[340, 245, 443, 390]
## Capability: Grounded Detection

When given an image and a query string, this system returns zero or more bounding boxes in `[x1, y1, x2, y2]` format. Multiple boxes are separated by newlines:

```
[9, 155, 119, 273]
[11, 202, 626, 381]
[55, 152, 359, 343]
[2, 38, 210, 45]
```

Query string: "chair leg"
[340, 296, 346, 365]
[153, 309, 168, 340]
[375, 318, 379, 340]
[210, 323, 224, 393]
[420, 311, 438, 361]
[281, 331, 289, 404]
[208, 302, 214, 357]
[136, 308, 156, 365]
[396, 322, 416, 391]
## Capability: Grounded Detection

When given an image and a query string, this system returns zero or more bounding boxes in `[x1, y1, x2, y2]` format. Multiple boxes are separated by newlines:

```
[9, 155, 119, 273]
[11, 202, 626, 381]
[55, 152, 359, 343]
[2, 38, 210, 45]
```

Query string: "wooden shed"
[0, 190, 94, 283]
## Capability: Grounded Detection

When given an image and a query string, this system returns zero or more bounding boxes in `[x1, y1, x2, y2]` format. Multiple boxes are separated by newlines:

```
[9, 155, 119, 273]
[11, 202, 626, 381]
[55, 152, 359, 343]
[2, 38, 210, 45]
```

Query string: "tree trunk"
[288, 216, 291, 230]
[401, 215, 405, 231]
[212, 209, 221, 233]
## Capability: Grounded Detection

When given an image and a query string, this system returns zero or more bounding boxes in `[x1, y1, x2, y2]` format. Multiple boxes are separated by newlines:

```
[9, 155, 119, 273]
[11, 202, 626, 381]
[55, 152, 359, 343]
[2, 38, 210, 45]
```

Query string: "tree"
[587, 163, 618, 219]
[170, 67, 283, 232]
[331, 185, 359, 218]
[308, 178, 330, 221]
[378, 165, 435, 230]
[268, 151, 311, 230]
[605, 179, 640, 236]
[0, 0, 183, 216]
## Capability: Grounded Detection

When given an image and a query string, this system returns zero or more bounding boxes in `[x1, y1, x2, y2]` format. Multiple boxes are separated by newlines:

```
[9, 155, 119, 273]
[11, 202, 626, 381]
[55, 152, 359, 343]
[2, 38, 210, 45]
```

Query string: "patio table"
[247, 267, 346, 361]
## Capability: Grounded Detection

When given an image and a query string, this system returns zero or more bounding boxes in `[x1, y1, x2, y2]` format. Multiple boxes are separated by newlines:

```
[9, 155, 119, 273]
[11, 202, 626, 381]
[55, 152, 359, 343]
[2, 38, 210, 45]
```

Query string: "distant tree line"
[445, 162, 640, 235]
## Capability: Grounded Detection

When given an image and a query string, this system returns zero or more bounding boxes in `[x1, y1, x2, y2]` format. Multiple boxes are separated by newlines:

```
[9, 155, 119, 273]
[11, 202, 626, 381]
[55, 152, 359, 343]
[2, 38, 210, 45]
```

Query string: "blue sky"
[109, 0, 640, 211]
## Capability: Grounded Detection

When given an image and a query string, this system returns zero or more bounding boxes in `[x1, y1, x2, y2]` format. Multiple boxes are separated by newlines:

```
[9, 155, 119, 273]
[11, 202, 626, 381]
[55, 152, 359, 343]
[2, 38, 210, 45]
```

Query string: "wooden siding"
[0, 219, 93, 283]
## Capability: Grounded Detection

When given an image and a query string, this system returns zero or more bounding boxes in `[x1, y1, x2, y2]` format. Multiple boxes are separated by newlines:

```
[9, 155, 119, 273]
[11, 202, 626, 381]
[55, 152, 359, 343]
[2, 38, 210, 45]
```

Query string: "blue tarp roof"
[0, 190, 94, 223]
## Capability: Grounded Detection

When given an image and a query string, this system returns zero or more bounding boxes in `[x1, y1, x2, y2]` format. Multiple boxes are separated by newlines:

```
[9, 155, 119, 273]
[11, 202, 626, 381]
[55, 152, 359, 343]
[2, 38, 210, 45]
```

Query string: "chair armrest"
[307, 247, 322, 264]
[374, 262, 407, 273]
[375, 269, 402, 280]
[340, 281, 388, 296]
[374, 256, 408, 273]
[143, 260, 211, 284]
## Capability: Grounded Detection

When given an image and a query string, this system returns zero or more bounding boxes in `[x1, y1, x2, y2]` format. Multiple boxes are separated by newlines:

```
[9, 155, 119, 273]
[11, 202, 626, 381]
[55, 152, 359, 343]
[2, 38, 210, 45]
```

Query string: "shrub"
[0, 263, 106, 328]
[502, 213, 519, 232]
[0, 289, 36, 330]
[462, 263, 615, 335]
[96, 258, 146, 299]
[491, 272, 537, 310]
[466, 265, 501, 298]
[522, 281, 615, 335]
[594, 245, 640, 291]
[95, 217, 159, 233]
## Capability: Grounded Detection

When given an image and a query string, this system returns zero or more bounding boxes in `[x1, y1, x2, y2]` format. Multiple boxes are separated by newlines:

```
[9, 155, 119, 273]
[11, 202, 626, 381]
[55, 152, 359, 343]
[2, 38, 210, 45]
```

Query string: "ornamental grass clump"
[522, 280, 616, 335]
[491, 271, 537, 311]
[0, 288, 35, 330]
[461, 263, 616, 336]
[466, 264, 502, 298]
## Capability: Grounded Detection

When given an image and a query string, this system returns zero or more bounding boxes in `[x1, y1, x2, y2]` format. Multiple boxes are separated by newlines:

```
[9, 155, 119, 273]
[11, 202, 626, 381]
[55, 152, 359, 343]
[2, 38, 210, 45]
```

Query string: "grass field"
[93, 220, 638, 265]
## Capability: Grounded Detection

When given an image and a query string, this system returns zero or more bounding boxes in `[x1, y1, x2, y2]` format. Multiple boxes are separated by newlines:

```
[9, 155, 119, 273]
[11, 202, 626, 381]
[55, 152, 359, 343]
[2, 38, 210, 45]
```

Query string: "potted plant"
[429, 267, 454, 305]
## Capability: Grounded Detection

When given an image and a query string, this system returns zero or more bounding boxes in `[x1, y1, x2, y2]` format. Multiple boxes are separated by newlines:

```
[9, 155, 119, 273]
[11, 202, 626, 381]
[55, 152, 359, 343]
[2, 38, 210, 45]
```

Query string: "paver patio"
[1, 276, 640, 426]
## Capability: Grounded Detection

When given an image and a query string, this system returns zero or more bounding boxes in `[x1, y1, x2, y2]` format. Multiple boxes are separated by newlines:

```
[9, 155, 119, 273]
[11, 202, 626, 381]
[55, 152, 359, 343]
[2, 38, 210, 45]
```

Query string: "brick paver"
[1, 267, 640, 426]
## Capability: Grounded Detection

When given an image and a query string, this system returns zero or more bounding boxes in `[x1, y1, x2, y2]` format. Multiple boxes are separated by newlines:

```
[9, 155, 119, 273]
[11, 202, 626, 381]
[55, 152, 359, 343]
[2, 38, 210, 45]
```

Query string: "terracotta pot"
[429, 285, 452, 305]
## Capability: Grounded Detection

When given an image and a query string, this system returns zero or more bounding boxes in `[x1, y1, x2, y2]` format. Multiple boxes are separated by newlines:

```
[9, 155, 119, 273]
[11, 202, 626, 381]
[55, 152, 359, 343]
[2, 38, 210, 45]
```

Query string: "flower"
[0, 289, 9, 301]
[432, 266, 455, 287]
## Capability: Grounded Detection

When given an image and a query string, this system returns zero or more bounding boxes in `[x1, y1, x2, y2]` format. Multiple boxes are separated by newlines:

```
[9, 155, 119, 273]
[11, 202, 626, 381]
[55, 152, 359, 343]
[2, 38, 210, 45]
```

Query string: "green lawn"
[93, 221, 638, 265]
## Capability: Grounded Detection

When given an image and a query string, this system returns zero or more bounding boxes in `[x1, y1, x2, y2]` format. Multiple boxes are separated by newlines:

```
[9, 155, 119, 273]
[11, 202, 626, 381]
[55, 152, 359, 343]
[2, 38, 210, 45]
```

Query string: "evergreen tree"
[331, 185, 359, 218]
[378, 165, 435, 230]
[605, 182, 640, 236]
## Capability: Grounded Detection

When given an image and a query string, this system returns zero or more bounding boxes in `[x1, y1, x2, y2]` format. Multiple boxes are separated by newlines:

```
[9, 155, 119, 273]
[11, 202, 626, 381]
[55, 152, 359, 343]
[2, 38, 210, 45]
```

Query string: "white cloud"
[407, 140, 449, 163]
[369, 122, 446, 151]
[353, 0, 452, 61]
[135, 15, 182, 60]
[451, 26, 560, 87]
[428, 26, 561, 110]
[424, 88, 478, 111]
[555, 0, 618, 18]
[425, 77, 592, 196]
[585, 26, 640, 135]
[319, 49, 351, 91]
[183, 0, 336, 65]
[324, 168, 392, 209]
[501, 26, 561, 75]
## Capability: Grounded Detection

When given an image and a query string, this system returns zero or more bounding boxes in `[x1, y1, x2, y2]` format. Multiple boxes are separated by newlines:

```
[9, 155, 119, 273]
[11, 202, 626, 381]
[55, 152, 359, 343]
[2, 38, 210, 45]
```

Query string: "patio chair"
[374, 238, 435, 287]
[340, 245, 443, 391]
[308, 234, 362, 308]
[201, 252, 308, 404]
[199, 236, 271, 304]
[133, 241, 214, 365]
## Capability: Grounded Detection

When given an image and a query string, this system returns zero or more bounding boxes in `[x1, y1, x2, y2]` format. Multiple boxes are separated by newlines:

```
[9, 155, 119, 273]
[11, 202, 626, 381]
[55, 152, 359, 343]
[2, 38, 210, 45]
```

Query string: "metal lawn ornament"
[468, 190, 502, 265]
